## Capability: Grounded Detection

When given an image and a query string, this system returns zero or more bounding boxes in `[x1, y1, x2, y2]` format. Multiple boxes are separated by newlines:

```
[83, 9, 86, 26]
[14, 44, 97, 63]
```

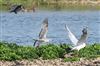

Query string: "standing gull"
[65, 25, 88, 51]
[33, 18, 49, 47]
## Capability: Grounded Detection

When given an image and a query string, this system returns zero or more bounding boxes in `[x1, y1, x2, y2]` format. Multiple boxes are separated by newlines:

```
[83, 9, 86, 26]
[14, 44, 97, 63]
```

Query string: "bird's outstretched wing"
[10, 5, 22, 14]
[65, 25, 78, 46]
[77, 27, 88, 46]
[39, 18, 48, 39]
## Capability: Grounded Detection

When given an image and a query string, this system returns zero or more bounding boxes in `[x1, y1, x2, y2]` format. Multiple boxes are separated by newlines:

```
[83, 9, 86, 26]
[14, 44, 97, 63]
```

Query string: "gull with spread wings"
[65, 25, 88, 51]
[33, 18, 49, 47]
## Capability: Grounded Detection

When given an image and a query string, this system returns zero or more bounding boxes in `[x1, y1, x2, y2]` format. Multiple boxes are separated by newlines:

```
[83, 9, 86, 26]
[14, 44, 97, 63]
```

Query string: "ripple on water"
[0, 11, 100, 45]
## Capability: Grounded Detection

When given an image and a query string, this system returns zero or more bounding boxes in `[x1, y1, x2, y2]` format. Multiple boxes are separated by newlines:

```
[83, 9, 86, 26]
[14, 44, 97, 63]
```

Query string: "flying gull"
[33, 18, 50, 47]
[65, 25, 88, 51]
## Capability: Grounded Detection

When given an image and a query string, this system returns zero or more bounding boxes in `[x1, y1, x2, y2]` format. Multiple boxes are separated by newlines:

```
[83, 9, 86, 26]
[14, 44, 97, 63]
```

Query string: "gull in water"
[65, 25, 88, 51]
[33, 18, 50, 47]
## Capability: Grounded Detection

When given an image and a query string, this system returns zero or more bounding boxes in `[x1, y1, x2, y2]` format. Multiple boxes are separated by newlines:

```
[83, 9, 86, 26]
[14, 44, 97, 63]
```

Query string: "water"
[0, 10, 100, 46]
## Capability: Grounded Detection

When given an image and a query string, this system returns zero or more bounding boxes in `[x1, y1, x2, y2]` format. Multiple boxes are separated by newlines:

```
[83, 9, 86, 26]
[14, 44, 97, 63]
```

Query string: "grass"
[0, 41, 100, 61]
[0, 0, 100, 11]
[64, 57, 80, 62]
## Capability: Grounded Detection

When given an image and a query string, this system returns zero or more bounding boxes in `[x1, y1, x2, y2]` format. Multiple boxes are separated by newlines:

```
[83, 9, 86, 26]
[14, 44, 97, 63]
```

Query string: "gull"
[65, 25, 88, 51]
[33, 18, 50, 47]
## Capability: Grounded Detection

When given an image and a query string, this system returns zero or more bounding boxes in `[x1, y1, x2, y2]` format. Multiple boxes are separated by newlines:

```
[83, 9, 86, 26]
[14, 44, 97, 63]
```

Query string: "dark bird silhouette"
[10, 5, 23, 14]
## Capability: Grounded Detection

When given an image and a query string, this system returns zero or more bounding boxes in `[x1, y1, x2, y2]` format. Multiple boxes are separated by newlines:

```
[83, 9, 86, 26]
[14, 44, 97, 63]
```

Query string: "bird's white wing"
[65, 25, 78, 46]
[39, 18, 48, 39]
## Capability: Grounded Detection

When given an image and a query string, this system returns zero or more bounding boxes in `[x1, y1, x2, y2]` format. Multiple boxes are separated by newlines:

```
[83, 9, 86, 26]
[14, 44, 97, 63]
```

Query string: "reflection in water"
[0, 11, 100, 45]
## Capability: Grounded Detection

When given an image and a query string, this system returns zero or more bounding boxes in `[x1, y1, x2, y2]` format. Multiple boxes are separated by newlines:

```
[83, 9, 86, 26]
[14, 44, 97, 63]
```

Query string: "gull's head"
[82, 27, 88, 34]
[43, 18, 48, 26]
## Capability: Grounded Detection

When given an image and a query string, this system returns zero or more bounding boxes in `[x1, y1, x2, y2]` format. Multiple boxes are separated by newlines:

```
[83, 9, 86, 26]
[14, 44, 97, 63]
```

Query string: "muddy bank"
[0, 58, 100, 66]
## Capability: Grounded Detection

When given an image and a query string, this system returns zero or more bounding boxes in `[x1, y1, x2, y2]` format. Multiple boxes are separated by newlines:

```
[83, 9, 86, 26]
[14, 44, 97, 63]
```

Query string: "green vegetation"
[64, 57, 80, 62]
[0, 0, 100, 11]
[0, 42, 39, 61]
[0, 41, 100, 61]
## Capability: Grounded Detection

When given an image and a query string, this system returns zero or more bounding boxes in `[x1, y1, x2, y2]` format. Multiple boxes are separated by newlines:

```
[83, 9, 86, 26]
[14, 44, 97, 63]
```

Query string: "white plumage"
[65, 25, 88, 51]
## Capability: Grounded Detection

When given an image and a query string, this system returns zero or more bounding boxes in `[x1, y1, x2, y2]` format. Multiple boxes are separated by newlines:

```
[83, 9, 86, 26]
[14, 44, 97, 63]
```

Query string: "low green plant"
[37, 44, 66, 59]
[0, 42, 39, 61]
[64, 57, 80, 62]
[0, 41, 100, 61]
[78, 43, 100, 58]
[16, 46, 39, 59]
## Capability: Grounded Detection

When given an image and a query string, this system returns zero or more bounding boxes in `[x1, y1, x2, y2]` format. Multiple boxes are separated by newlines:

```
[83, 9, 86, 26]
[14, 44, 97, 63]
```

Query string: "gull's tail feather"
[71, 47, 79, 51]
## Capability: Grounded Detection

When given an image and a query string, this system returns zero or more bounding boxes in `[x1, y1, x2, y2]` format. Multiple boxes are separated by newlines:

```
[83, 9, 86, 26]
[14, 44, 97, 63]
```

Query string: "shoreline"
[1, 5, 100, 11]
[0, 58, 100, 66]
[0, 42, 100, 66]
[0, 0, 100, 11]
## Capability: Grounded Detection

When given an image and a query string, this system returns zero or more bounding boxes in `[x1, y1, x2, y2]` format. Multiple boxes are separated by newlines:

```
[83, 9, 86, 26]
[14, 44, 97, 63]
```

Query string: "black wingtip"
[33, 40, 37, 46]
